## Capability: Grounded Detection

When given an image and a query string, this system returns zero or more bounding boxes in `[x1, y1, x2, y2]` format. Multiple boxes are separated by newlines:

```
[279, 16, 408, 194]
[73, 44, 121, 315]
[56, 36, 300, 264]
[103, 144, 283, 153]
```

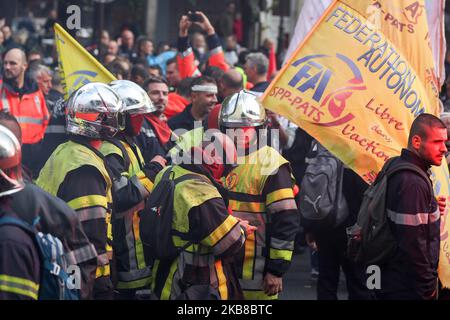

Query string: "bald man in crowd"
[0, 47, 49, 178]
[218, 68, 244, 101]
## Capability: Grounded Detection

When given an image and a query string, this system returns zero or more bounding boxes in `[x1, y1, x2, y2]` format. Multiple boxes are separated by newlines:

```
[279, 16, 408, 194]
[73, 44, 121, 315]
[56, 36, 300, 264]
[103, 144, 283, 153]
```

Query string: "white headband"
[191, 84, 218, 94]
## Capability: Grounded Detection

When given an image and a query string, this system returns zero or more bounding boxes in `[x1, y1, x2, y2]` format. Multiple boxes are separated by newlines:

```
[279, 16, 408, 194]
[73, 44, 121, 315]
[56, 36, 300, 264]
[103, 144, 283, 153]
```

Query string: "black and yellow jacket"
[151, 164, 245, 300]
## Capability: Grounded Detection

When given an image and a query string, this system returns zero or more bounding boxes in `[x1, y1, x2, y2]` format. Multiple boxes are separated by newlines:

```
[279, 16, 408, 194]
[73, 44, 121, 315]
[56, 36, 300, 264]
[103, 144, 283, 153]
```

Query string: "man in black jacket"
[380, 113, 447, 300]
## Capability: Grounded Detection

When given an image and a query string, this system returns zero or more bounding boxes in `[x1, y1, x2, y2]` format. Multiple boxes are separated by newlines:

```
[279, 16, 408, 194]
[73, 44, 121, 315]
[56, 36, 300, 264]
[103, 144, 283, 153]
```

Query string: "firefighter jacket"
[222, 145, 300, 300]
[100, 136, 162, 291]
[0, 209, 40, 300]
[11, 183, 98, 300]
[151, 164, 246, 300]
[36, 137, 114, 299]
[382, 149, 440, 300]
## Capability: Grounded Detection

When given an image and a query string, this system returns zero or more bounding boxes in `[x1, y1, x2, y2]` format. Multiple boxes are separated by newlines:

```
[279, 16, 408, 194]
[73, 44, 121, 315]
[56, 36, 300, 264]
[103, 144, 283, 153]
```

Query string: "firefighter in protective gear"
[0, 111, 98, 299]
[100, 80, 166, 299]
[0, 124, 40, 300]
[37, 82, 124, 299]
[150, 131, 252, 300]
[219, 90, 300, 300]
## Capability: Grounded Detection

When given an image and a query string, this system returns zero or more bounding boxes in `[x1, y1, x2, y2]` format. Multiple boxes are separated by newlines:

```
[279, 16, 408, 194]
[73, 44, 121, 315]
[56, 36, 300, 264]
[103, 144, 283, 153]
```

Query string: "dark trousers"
[315, 226, 374, 300]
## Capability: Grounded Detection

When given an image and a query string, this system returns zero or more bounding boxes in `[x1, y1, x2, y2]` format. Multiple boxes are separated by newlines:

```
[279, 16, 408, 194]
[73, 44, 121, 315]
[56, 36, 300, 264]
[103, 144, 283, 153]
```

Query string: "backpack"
[346, 157, 433, 265]
[298, 141, 349, 232]
[140, 167, 205, 263]
[0, 216, 80, 300]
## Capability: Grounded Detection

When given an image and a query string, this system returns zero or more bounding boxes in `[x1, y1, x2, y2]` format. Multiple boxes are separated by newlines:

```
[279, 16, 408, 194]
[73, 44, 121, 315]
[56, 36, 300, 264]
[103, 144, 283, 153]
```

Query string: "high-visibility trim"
[243, 290, 278, 300]
[270, 237, 294, 251]
[68, 195, 108, 210]
[45, 124, 66, 134]
[77, 206, 107, 222]
[387, 209, 439, 226]
[15, 116, 46, 125]
[267, 199, 297, 214]
[97, 253, 110, 265]
[269, 248, 293, 261]
[117, 267, 152, 282]
[202, 215, 237, 247]
[131, 174, 151, 198]
[266, 188, 294, 206]
[215, 260, 228, 300]
[161, 259, 178, 300]
[66, 243, 97, 265]
[242, 232, 256, 280]
[133, 212, 147, 270]
[95, 264, 111, 278]
[116, 275, 151, 290]
[212, 223, 245, 256]
[180, 47, 193, 58]
[430, 208, 440, 223]
[0, 274, 39, 300]
[209, 46, 223, 56]
[1, 87, 10, 112]
[229, 199, 265, 213]
[136, 171, 154, 193]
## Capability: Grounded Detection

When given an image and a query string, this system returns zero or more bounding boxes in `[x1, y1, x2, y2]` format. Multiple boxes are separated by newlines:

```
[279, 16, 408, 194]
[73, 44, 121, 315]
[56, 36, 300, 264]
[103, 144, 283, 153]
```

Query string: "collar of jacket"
[3, 75, 39, 96]
[400, 148, 431, 174]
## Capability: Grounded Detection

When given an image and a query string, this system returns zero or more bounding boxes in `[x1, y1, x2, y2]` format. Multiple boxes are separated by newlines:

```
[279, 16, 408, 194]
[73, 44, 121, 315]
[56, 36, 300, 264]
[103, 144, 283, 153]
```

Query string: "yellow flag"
[54, 23, 116, 99]
[261, 0, 450, 286]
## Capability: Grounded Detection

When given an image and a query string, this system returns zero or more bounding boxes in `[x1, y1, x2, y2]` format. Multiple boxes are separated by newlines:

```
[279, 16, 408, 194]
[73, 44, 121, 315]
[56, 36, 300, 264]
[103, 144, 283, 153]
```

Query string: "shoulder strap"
[105, 138, 131, 169]
[386, 163, 433, 193]
[0, 216, 36, 239]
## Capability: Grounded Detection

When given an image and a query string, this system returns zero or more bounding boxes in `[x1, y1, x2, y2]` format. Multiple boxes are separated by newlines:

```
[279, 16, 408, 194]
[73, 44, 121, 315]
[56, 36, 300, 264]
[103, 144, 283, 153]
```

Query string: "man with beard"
[0, 47, 49, 178]
[168, 76, 218, 132]
[137, 76, 178, 163]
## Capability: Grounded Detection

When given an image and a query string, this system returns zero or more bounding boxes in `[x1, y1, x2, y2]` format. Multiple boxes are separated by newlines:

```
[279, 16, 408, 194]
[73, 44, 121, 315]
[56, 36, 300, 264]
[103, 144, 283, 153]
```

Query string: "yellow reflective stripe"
[161, 259, 178, 300]
[116, 276, 151, 290]
[243, 290, 278, 300]
[137, 171, 154, 193]
[68, 195, 108, 210]
[151, 260, 159, 292]
[202, 215, 237, 247]
[229, 199, 265, 213]
[0, 274, 39, 300]
[133, 212, 146, 269]
[215, 260, 228, 300]
[0, 284, 39, 300]
[243, 232, 255, 280]
[269, 248, 293, 261]
[96, 264, 111, 278]
[266, 188, 294, 206]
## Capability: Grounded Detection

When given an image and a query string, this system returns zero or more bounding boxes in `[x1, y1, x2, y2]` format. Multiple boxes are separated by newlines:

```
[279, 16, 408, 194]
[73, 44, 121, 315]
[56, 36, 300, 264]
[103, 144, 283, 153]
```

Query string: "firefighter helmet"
[0, 125, 24, 197]
[110, 80, 156, 114]
[66, 82, 124, 139]
[219, 90, 266, 128]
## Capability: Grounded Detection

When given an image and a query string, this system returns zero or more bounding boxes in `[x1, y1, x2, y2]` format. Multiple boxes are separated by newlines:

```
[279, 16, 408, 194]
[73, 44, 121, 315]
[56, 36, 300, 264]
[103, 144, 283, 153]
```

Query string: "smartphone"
[188, 12, 203, 23]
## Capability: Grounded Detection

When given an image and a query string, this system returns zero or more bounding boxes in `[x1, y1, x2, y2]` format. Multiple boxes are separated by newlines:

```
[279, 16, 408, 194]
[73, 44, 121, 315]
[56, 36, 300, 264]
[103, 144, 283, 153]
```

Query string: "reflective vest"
[151, 165, 240, 300]
[36, 140, 113, 279]
[223, 145, 292, 300]
[0, 80, 49, 144]
[100, 139, 153, 290]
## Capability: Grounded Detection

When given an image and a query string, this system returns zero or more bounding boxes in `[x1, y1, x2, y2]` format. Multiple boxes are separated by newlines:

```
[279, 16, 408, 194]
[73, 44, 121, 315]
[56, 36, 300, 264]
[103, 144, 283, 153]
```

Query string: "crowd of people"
[0, 3, 449, 301]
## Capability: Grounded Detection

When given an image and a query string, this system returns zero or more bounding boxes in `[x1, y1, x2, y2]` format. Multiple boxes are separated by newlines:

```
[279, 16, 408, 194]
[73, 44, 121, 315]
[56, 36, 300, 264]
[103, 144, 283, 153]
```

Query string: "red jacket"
[0, 79, 49, 144]
[177, 33, 229, 79]
[165, 92, 190, 119]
